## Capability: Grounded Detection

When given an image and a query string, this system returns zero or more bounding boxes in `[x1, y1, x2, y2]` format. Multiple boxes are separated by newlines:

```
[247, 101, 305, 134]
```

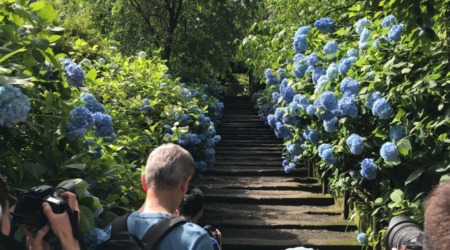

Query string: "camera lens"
[384, 216, 424, 250]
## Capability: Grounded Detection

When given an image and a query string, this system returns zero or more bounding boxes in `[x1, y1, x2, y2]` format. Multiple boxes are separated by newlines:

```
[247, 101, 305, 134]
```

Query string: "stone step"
[207, 229, 359, 250]
[203, 191, 334, 206]
[205, 166, 305, 177]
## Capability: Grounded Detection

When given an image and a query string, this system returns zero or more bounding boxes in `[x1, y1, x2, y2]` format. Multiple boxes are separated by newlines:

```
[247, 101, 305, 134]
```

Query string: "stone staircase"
[193, 96, 359, 250]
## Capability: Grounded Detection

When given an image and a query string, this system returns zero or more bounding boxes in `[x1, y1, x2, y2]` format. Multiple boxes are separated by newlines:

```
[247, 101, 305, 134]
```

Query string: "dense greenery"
[244, 0, 449, 247]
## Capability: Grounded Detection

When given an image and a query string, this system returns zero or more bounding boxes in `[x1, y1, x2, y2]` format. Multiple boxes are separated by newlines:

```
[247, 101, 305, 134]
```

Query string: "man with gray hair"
[113, 143, 213, 250]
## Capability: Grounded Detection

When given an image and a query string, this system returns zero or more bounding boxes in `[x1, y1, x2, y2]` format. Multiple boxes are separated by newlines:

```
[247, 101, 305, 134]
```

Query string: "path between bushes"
[192, 96, 360, 250]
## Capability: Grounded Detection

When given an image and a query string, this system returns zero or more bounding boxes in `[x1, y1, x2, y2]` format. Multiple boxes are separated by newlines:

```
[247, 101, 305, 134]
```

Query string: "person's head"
[142, 143, 194, 192]
[424, 180, 450, 250]
[177, 187, 204, 223]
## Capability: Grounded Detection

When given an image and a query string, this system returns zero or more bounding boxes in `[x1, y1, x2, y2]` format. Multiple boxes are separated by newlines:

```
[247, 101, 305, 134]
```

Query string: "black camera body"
[12, 183, 75, 228]
[384, 216, 426, 250]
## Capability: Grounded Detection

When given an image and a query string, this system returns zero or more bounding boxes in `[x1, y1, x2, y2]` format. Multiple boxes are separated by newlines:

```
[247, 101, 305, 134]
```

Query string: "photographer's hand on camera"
[44, 191, 80, 250]
[211, 228, 222, 249]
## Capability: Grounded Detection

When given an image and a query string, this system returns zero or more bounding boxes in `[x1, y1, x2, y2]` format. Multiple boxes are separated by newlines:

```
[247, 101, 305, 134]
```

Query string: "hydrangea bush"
[252, 10, 449, 247]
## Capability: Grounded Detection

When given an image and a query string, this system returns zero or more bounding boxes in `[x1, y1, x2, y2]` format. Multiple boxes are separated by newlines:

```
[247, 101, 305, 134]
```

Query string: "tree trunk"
[161, 0, 183, 65]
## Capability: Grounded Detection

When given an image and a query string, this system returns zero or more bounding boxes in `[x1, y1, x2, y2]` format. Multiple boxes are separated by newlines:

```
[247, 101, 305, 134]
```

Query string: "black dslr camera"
[11, 183, 76, 245]
[384, 216, 426, 250]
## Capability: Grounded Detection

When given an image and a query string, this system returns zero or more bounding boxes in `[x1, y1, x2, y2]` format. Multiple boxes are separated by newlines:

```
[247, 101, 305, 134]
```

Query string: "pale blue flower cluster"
[382, 15, 397, 28]
[277, 68, 286, 82]
[67, 106, 94, 139]
[304, 129, 320, 144]
[360, 28, 371, 42]
[365, 91, 382, 109]
[289, 102, 301, 116]
[295, 26, 311, 36]
[312, 66, 326, 84]
[138, 51, 147, 58]
[361, 158, 377, 180]
[62, 58, 85, 87]
[83, 228, 109, 249]
[287, 142, 303, 157]
[293, 34, 309, 53]
[388, 24, 404, 42]
[372, 98, 393, 119]
[275, 121, 292, 140]
[389, 125, 406, 142]
[346, 48, 359, 58]
[92, 112, 114, 138]
[0, 84, 31, 127]
[318, 143, 336, 164]
[81, 93, 105, 113]
[323, 41, 338, 54]
[326, 63, 338, 81]
[323, 117, 338, 132]
[372, 36, 390, 49]
[357, 232, 368, 245]
[265, 68, 279, 85]
[339, 78, 360, 98]
[380, 142, 399, 161]
[175, 113, 190, 126]
[338, 56, 357, 75]
[293, 94, 310, 111]
[195, 161, 208, 172]
[339, 97, 358, 118]
[272, 92, 280, 102]
[181, 88, 191, 100]
[306, 53, 318, 66]
[314, 17, 335, 33]
[320, 91, 338, 111]
[346, 134, 364, 155]
[355, 18, 372, 35]
[282, 159, 296, 173]
[293, 54, 309, 78]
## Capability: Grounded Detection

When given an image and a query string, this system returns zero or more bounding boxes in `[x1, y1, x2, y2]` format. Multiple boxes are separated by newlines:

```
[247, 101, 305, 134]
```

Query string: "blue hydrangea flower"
[338, 56, 357, 75]
[312, 66, 326, 85]
[346, 134, 365, 155]
[295, 25, 311, 36]
[359, 41, 369, 50]
[339, 78, 360, 98]
[279, 78, 288, 95]
[0, 84, 31, 127]
[304, 129, 320, 144]
[316, 76, 330, 93]
[283, 86, 296, 104]
[306, 53, 319, 66]
[181, 88, 191, 100]
[361, 158, 377, 180]
[372, 98, 393, 119]
[339, 97, 358, 118]
[346, 48, 359, 58]
[326, 63, 338, 81]
[318, 144, 335, 164]
[83, 228, 109, 249]
[195, 161, 208, 172]
[389, 125, 406, 142]
[388, 24, 404, 42]
[355, 18, 372, 35]
[267, 114, 277, 128]
[277, 68, 286, 81]
[69, 106, 94, 130]
[314, 17, 335, 33]
[323, 117, 338, 133]
[357, 233, 368, 245]
[306, 105, 316, 116]
[380, 142, 399, 161]
[382, 15, 397, 28]
[265, 68, 279, 85]
[98, 58, 106, 65]
[323, 41, 338, 54]
[272, 92, 280, 102]
[92, 112, 114, 138]
[289, 102, 301, 116]
[287, 143, 303, 157]
[365, 91, 382, 109]
[65, 62, 85, 87]
[293, 34, 309, 53]
[294, 60, 309, 78]
[164, 133, 173, 141]
[372, 36, 391, 49]
[163, 124, 172, 133]
[320, 91, 339, 111]
[359, 28, 371, 42]
[293, 94, 310, 111]
[81, 93, 105, 113]
[282, 159, 296, 173]
[275, 122, 292, 140]
[275, 108, 285, 122]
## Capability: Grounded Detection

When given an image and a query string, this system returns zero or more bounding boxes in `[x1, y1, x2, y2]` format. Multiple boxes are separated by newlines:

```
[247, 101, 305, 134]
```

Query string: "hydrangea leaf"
[397, 138, 411, 155]
[87, 68, 97, 81]
[79, 205, 95, 233]
[405, 168, 424, 185]
[390, 189, 404, 203]
[61, 163, 87, 171]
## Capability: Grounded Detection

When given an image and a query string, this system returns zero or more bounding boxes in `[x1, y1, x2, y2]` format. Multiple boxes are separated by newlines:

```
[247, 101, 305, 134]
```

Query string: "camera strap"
[65, 204, 79, 240]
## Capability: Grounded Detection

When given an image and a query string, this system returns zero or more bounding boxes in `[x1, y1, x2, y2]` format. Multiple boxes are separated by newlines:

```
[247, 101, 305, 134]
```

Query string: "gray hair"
[145, 143, 194, 189]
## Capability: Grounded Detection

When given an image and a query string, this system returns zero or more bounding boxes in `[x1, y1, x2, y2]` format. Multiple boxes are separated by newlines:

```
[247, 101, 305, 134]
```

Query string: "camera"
[11, 183, 75, 245]
[384, 215, 426, 250]
[203, 225, 217, 237]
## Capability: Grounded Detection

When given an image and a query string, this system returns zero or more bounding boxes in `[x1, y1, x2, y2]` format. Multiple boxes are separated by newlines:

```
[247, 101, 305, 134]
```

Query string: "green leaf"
[31, 38, 50, 50]
[36, 5, 58, 23]
[78, 205, 95, 232]
[86, 68, 97, 81]
[48, 35, 61, 43]
[29, 1, 46, 11]
[401, 68, 411, 74]
[397, 138, 411, 155]
[47, 26, 65, 32]
[405, 168, 424, 185]
[440, 174, 450, 183]
[390, 189, 404, 203]
[23, 162, 47, 180]
[61, 164, 87, 171]
[0, 48, 27, 63]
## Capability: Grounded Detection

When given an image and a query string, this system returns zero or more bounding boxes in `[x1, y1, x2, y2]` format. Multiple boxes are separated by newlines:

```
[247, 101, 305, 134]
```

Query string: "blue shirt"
[105, 212, 213, 250]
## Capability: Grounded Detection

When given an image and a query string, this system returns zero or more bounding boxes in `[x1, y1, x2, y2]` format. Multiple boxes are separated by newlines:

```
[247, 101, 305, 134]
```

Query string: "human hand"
[42, 191, 80, 250]
[23, 224, 50, 250]
[211, 228, 222, 248]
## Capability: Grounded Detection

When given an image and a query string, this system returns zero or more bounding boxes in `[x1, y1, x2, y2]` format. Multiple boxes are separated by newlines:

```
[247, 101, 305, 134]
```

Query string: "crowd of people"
[1, 143, 448, 250]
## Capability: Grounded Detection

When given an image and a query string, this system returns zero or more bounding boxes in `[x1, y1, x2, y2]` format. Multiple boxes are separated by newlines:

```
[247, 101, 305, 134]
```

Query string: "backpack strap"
[110, 212, 132, 236]
[141, 215, 187, 250]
